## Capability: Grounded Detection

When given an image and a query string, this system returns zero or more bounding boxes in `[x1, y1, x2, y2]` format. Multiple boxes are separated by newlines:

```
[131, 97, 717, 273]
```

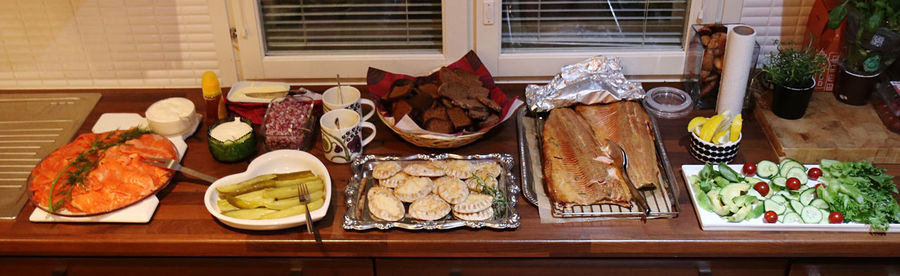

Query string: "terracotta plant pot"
[772, 78, 815, 120]
[833, 61, 880, 106]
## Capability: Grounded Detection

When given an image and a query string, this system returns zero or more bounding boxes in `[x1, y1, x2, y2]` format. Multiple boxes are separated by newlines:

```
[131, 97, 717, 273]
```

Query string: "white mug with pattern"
[319, 109, 376, 163]
[323, 86, 375, 121]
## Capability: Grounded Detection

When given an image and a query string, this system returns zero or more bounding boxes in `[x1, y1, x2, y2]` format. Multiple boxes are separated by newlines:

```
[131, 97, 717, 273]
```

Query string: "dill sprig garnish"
[471, 174, 509, 219]
[47, 127, 152, 212]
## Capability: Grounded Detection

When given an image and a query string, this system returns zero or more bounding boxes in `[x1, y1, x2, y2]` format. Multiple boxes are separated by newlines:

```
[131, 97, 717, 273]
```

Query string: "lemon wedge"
[712, 129, 729, 144]
[699, 114, 725, 142]
[730, 114, 743, 142]
[687, 117, 708, 133]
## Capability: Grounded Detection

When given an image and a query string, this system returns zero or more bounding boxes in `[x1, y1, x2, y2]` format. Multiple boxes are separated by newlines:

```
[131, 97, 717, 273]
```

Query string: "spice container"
[208, 117, 257, 162]
[202, 71, 227, 125]
[261, 95, 315, 151]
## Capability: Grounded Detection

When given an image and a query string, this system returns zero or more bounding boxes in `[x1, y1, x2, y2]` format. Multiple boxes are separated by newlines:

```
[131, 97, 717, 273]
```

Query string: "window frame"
[220, 0, 743, 82]
[475, 0, 705, 81]
[230, 0, 471, 80]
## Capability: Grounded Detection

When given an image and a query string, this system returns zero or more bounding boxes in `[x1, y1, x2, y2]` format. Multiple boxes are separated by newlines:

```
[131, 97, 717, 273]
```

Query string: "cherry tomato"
[753, 181, 770, 196]
[786, 177, 802, 190]
[829, 212, 844, 224]
[742, 163, 757, 176]
[764, 211, 778, 223]
[807, 168, 823, 180]
[815, 183, 826, 190]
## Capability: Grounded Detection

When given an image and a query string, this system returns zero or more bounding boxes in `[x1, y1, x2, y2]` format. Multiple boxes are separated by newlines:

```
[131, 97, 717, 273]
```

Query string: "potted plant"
[761, 41, 828, 119]
[828, 0, 900, 105]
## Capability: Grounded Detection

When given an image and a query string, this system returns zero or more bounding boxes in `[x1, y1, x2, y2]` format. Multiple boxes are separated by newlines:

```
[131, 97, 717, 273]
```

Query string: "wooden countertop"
[1, 86, 898, 259]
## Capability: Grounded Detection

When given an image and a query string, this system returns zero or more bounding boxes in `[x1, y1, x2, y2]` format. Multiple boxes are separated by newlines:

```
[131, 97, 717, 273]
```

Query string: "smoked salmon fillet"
[576, 102, 660, 189]
[541, 108, 632, 208]
[29, 131, 177, 214]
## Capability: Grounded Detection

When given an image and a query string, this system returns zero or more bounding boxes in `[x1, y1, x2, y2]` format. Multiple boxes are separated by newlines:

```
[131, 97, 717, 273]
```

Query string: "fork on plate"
[297, 182, 316, 234]
[141, 157, 219, 184]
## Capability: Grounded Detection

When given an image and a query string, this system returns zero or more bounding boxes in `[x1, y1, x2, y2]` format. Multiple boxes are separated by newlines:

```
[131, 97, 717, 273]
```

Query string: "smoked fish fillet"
[576, 102, 660, 189]
[541, 108, 632, 208]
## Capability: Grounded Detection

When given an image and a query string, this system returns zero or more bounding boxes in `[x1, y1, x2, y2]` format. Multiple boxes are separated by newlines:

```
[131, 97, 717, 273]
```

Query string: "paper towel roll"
[716, 25, 757, 115]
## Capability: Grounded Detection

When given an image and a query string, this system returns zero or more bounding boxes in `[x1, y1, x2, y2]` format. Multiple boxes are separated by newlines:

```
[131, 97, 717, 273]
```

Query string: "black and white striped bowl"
[689, 131, 741, 164]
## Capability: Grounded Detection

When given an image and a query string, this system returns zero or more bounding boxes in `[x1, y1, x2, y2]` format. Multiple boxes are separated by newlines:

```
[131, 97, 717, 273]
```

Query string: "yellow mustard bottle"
[201, 71, 227, 125]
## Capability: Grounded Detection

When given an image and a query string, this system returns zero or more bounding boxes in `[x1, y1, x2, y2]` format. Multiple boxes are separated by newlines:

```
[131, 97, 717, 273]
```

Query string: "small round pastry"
[393, 176, 434, 203]
[380, 171, 410, 188]
[442, 160, 474, 179]
[473, 162, 503, 178]
[408, 194, 451, 221]
[367, 191, 405, 221]
[372, 161, 402, 180]
[453, 206, 494, 221]
[435, 176, 469, 204]
[465, 174, 498, 192]
[402, 162, 445, 177]
[452, 193, 493, 213]
[367, 186, 394, 199]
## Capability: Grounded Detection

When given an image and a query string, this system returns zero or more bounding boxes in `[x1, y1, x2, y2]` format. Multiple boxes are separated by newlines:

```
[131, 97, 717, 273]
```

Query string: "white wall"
[0, 0, 224, 89]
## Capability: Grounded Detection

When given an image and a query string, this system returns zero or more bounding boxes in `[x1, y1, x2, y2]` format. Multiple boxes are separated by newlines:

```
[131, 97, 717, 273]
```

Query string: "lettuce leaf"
[819, 159, 900, 231]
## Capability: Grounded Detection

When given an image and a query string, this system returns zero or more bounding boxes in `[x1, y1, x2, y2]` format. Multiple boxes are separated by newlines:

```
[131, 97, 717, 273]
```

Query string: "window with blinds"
[259, 0, 443, 55]
[501, 0, 689, 53]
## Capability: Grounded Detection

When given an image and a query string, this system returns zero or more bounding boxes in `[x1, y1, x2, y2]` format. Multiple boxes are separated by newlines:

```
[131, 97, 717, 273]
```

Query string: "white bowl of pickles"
[204, 149, 331, 230]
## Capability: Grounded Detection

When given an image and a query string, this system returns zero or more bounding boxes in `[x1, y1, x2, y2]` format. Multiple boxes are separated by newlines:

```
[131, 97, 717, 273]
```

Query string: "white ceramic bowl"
[204, 150, 332, 230]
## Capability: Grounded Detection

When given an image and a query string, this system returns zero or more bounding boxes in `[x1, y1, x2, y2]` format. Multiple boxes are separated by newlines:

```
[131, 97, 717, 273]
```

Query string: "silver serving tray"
[516, 105, 680, 219]
[343, 153, 520, 230]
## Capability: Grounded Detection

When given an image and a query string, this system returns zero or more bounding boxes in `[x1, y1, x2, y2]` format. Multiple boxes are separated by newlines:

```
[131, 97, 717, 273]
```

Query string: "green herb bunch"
[47, 128, 151, 211]
[471, 174, 508, 219]
[760, 41, 828, 88]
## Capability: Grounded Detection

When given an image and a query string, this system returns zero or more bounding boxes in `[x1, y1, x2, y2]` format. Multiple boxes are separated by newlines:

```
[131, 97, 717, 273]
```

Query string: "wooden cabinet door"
[0, 257, 373, 276]
[376, 258, 787, 276]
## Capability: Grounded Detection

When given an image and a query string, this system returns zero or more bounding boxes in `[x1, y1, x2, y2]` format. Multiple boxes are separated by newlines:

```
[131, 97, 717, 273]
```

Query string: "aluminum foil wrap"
[525, 56, 646, 112]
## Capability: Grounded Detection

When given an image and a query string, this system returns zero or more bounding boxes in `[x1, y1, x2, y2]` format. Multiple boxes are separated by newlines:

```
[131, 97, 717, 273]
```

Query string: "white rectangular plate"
[682, 164, 900, 232]
[29, 113, 190, 224]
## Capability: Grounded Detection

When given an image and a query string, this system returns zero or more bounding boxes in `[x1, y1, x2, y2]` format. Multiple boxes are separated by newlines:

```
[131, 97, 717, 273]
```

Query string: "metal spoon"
[336, 74, 344, 105]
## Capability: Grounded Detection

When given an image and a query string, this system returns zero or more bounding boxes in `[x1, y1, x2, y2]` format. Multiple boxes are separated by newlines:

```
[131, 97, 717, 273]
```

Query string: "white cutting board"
[29, 113, 194, 223]
[682, 164, 900, 232]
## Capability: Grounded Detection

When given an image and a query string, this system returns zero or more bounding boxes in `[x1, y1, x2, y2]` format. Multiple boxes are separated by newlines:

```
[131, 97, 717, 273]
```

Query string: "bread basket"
[367, 51, 518, 149]
[375, 111, 488, 148]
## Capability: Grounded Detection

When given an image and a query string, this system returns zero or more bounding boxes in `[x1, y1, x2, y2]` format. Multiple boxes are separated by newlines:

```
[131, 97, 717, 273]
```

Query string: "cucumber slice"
[819, 208, 830, 224]
[779, 162, 801, 177]
[810, 198, 829, 209]
[800, 189, 816, 205]
[782, 212, 803, 224]
[779, 158, 798, 167]
[785, 160, 807, 171]
[801, 206, 823, 224]
[769, 194, 786, 204]
[786, 167, 808, 185]
[765, 199, 787, 215]
[772, 177, 787, 187]
[790, 199, 805, 214]
[756, 160, 779, 178]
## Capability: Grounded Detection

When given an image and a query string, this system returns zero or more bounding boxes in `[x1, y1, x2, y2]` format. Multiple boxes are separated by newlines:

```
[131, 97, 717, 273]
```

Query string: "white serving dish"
[204, 150, 332, 230]
[682, 164, 900, 232]
[227, 81, 291, 103]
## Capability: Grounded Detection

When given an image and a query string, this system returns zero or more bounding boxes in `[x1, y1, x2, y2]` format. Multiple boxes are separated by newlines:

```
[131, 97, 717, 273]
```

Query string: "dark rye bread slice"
[439, 67, 482, 88]
[391, 100, 414, 120]
[425, 119, 454, 134]
[438, 82, 470, 103]
[447, 107, 472, 129]
[423, 106, 449, 123]
[416, 82, 440, 98]
[480, 114, 500, 128]
[467, 108, 491, 120]
[476, 95, 502, 112]
[386, 79, 413, 102]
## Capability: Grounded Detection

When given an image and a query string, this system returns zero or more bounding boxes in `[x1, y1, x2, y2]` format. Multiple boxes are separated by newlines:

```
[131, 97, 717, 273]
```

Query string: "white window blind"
[739, 0, 815, 61]
[259, 0, 443, 54]
[501, 0, 689, 52]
